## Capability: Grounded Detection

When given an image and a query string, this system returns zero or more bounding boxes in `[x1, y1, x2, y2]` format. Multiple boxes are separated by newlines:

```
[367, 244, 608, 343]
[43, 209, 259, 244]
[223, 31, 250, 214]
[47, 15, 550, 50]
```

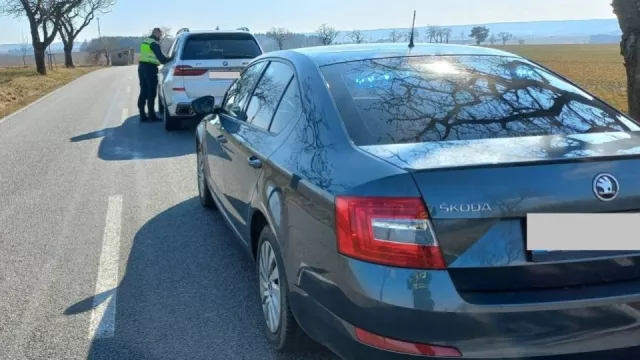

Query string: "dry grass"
[0, 66, 102, 119]
[491, 44, 627, 112]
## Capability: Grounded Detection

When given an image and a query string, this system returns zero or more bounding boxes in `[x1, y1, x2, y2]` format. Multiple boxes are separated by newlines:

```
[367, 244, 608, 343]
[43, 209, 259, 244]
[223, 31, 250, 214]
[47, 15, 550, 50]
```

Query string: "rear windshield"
[320, 55, 640, 146]
[181, 33, 262, 60]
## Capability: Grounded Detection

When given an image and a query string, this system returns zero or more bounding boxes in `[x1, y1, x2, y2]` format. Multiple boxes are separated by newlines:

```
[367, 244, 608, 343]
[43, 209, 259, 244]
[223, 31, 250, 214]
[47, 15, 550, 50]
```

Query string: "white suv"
[158, 28, 264, 131]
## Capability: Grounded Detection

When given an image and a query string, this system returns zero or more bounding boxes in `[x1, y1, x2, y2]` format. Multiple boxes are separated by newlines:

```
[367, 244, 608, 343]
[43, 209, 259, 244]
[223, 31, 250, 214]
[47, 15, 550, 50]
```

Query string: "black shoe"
[149, 115, 161, 122]
[139, 109, 148, 122]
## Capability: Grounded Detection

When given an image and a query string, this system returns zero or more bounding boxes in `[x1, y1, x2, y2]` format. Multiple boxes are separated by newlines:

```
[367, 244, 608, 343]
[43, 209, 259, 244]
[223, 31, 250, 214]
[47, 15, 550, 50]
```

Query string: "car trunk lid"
[359, 131, 640, 293]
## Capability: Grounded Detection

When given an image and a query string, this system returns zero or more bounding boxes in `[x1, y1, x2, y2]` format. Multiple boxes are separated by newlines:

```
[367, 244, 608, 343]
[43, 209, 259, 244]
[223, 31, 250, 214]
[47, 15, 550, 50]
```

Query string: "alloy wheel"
[259, 241, 281, 334]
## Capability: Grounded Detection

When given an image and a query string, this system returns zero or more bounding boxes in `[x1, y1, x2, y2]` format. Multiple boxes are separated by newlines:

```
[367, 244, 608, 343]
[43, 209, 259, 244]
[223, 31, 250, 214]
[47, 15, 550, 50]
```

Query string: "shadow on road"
[65, 197, 336, 360]
[69, 115, 197, 161]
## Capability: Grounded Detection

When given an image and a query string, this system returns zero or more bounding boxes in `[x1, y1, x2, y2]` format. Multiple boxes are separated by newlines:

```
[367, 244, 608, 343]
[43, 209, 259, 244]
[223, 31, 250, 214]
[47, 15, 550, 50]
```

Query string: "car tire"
[158, 85, 165, 113]
[256, 226, 310, 352]
[197, 142, 215, 209]
[162, 97, 180, 131]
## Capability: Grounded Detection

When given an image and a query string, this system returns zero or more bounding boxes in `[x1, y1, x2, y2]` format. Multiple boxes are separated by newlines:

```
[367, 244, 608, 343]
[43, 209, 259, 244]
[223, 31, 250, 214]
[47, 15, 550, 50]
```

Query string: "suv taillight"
[173, 65, 207, 76]
[335, 196, 446, 269]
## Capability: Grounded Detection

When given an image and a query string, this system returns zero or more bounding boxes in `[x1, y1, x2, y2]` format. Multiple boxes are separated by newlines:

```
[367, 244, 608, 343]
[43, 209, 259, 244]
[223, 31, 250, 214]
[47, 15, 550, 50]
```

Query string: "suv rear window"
[181, 33, 262, 60]
[320, 55, 640, 146]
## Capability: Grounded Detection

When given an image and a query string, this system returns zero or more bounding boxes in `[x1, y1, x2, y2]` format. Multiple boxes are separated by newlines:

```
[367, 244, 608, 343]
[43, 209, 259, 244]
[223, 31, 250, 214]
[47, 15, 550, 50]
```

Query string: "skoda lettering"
[439, 203, 492, 213]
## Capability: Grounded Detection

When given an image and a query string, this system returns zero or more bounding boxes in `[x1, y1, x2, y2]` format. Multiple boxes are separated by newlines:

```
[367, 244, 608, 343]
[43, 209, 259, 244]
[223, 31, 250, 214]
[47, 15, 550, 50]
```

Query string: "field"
[493, 44, 627, 112]
[0, 44, 629, 120]
[0, 66, 102, 119]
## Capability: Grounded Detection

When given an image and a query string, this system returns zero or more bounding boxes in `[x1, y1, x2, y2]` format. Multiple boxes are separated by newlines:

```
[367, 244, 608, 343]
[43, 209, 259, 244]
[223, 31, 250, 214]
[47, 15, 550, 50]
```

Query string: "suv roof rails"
[236, 27, 250, 32]
[176, 28, 189, 36]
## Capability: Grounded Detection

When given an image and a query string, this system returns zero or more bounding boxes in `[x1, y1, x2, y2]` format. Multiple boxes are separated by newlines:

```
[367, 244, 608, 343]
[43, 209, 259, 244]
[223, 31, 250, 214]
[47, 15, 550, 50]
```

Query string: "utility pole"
[97, 17, 102, 39]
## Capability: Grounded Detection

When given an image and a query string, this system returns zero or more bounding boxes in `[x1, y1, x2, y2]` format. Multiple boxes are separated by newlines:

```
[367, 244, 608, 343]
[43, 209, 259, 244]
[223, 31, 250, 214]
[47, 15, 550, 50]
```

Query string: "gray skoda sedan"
[192, 43, 640, 359]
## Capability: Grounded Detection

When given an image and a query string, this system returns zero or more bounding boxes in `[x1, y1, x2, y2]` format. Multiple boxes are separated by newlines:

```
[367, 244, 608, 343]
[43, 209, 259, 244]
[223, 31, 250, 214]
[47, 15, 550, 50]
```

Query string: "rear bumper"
[164, 90, 225, 117]
[290, 259, 640, 359]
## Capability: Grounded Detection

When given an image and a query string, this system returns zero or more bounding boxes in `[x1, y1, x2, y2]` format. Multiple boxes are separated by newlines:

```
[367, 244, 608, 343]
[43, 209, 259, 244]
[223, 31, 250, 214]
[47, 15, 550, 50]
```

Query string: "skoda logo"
[222, 61, 228, 66]
[593, 173, 619, 202]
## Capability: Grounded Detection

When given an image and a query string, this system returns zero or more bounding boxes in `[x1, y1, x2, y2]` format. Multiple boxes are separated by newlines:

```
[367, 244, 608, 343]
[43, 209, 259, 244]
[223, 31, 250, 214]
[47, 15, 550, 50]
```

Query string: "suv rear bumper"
[164, 90, 224, 117]
[290, 259, 640, 359]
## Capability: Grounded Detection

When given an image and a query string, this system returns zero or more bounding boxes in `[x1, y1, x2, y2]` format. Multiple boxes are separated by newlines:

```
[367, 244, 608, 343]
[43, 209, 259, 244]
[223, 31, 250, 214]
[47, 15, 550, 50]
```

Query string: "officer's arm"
[150, 42, 171, 64]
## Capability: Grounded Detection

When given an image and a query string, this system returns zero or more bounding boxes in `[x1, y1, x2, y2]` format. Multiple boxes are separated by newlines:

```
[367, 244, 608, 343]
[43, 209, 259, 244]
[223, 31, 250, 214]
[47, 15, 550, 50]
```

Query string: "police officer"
[138, 28, 172, 122]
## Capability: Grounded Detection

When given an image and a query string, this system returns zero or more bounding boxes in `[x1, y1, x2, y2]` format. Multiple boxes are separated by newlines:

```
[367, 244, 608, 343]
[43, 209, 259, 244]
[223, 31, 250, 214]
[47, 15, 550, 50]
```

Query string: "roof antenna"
[408, 10, 416, 48]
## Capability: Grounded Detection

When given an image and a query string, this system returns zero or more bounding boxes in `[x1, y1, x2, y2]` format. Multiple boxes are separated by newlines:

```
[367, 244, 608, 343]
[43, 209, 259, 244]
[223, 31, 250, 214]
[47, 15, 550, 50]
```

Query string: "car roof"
[182, 29, 255, 35]
[289, 43, 523, 67]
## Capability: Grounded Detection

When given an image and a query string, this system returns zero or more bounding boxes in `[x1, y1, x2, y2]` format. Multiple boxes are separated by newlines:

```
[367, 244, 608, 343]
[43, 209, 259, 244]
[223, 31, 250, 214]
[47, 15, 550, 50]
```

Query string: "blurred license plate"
[527, 213, 640, 252]
[209, 72, 240, 80]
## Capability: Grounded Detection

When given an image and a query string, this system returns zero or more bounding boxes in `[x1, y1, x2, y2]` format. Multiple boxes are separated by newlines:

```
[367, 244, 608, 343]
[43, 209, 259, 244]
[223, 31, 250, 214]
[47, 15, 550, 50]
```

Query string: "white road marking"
[126, 86, 131, 93]
[88, 195, 123, 340]
[121, 108, 128, 124]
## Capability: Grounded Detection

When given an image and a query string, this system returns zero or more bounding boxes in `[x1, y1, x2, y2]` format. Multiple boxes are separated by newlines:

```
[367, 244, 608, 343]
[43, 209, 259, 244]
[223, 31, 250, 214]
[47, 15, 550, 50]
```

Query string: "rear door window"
[181, 33, 262, 60]
[222, 61, 267, 119]
[320, 55, 640, 146]
[269, 78, 303, 134]
[168, 35, 183, 59]
[244, 61, 294, 130]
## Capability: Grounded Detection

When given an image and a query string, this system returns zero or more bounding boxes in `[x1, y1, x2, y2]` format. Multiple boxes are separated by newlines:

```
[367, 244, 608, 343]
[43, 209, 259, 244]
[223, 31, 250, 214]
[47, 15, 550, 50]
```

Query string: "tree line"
[0, 0, 115, 75]
[78, 23, 523, 58]
[262, 24, 521, 50]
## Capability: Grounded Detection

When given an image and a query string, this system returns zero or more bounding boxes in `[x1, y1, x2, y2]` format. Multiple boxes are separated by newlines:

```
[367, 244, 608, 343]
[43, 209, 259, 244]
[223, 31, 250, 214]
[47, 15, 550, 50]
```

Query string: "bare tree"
[497, 31, 513, 45]
[613, 0, 640, 119]
[518, 38, 525, 45]
[20, 31, 30, 66]
[489, 33, 497, 45]
[100, 37, 117, 65]
[388, 29, 406, 43]
[57, 0, 115, 68]
[441, 28, 452, 43]
[1, 0, 83, 74]
[266, 27, 292, 50]
[348, 29, 366, 44]
[426, 25, 439, 43]
[159, 26, 172, 45]
[316, 23, 339, 45]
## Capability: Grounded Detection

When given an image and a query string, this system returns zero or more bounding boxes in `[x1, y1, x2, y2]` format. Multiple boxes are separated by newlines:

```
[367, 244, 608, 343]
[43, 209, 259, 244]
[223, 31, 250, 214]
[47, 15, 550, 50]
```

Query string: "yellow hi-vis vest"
[139, 37, 160, 65]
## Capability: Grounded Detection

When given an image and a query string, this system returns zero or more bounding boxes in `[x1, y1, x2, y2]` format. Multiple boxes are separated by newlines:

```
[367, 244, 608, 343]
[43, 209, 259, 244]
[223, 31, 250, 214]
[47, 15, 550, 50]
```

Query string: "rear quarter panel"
[256, 53, 424, 315]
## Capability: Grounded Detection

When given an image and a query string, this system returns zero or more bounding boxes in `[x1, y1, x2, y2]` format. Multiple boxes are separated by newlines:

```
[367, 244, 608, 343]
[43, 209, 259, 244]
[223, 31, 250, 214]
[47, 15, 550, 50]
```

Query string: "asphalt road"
[0, 66, 338, 360]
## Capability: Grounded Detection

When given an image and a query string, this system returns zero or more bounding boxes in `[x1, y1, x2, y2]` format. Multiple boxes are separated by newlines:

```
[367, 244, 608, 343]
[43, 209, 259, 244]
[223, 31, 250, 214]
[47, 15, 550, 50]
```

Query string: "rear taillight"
[355, 328, 462, 357]
[335, 196, 446, 269]
[173, 65, 207, 76]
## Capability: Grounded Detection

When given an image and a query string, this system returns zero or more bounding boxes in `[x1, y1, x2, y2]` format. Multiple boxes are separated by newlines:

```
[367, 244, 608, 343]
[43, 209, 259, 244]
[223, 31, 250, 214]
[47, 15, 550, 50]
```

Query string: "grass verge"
[0, 66, 102, 120]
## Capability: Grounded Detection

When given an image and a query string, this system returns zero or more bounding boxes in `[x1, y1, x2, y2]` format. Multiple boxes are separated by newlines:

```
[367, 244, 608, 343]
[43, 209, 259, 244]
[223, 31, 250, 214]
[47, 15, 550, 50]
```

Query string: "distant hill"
[0, 18, 622, 54]
[334, 18, 621, 44]
[590, 34, 620, 44]
[0, 42, 80, 54]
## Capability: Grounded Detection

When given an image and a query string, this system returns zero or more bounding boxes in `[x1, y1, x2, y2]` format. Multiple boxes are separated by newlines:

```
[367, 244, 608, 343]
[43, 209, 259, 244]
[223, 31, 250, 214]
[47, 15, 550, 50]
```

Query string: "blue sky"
[0, 0, 616, 44]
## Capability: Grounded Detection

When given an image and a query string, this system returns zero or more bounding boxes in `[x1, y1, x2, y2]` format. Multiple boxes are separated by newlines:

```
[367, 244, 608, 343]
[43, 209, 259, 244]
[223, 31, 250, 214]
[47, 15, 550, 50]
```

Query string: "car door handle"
[247, 156, 262, 169]
[216, 135, 227, 143]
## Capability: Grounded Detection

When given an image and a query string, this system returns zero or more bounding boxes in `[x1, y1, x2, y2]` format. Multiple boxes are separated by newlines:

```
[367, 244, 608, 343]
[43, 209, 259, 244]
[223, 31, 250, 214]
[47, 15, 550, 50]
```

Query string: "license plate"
[209, 71, 240, 80]
[527, 213, 640, 252]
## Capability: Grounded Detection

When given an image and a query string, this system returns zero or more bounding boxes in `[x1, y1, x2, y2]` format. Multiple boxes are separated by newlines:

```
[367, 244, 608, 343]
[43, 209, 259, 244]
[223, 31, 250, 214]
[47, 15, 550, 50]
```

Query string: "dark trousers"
[137, 63, 159, 116]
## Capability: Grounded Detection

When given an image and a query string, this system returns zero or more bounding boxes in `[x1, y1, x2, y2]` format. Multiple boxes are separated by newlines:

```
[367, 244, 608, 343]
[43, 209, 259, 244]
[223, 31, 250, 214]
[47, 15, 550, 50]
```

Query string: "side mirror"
[192, 96, 218, 115]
